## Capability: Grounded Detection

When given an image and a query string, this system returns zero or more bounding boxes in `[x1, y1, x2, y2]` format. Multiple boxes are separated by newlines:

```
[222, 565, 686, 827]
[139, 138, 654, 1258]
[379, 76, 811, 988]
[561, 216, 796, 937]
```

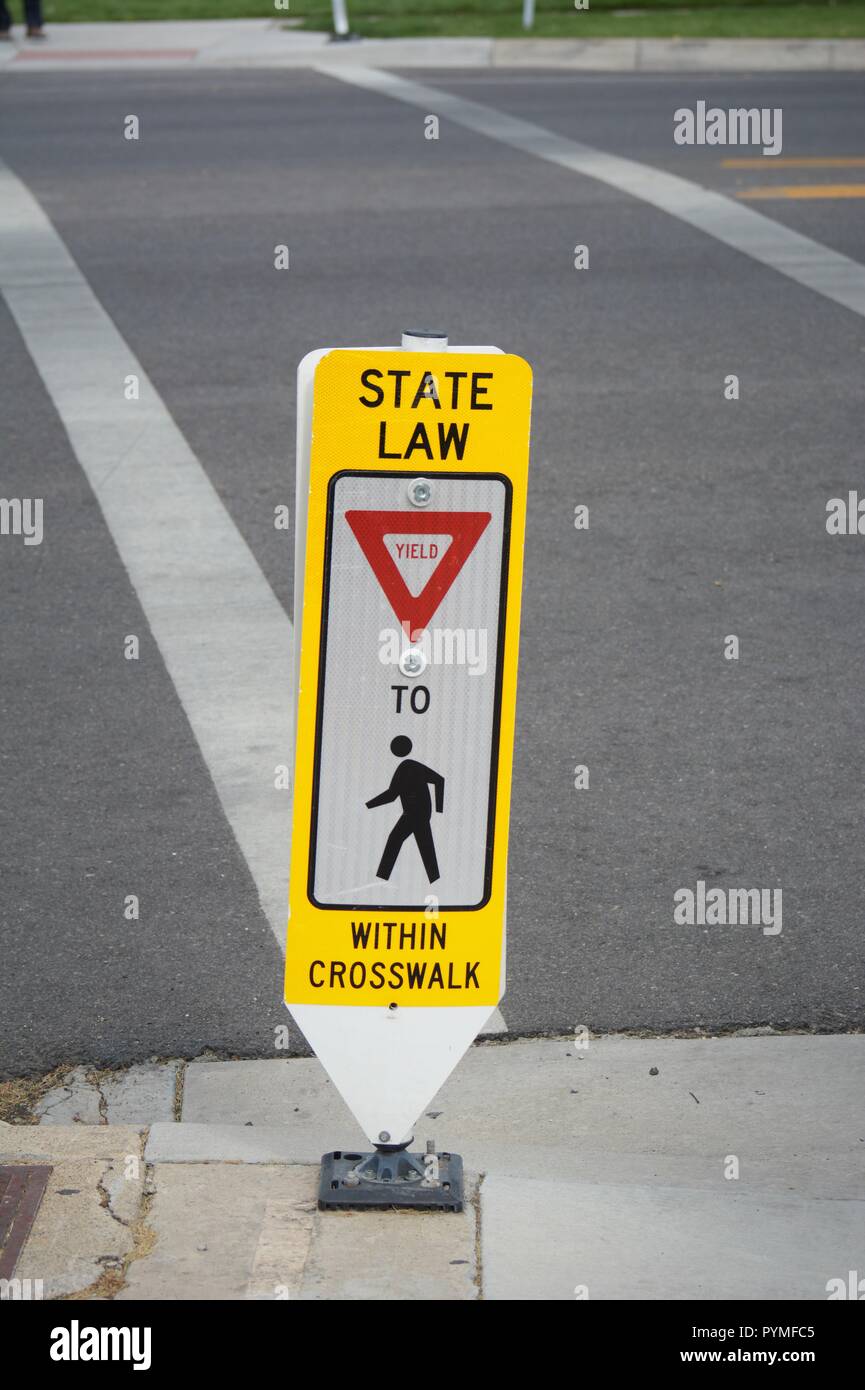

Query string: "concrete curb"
[491, 37, 865, 71]
[0, 24, 863, 73]
[4, 1037, 864, 1299]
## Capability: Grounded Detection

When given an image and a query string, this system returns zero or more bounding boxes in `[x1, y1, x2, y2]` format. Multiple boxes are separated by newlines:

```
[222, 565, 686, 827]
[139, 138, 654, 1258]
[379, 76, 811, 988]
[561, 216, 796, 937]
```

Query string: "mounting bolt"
[378, 1131, 391, 1143]
[407, 477, 432, 508]
[399, 646, 426, 678]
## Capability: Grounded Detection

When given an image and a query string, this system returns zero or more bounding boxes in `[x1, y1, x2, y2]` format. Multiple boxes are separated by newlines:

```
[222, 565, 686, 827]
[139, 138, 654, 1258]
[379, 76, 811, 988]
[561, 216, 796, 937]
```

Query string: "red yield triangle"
[345, 509, 491, 639]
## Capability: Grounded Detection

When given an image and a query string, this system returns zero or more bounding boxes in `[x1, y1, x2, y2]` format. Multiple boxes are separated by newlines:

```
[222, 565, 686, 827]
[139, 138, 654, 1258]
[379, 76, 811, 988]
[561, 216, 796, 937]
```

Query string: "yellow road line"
[722, 157, 865, 169]
[736, 184, 865, 200]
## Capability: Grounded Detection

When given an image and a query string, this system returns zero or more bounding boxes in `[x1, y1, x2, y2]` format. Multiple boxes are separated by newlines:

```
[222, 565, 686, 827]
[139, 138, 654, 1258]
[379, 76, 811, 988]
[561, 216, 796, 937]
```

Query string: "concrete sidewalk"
[0, 22, 863, 73]
[2, 1034, 863, 1300]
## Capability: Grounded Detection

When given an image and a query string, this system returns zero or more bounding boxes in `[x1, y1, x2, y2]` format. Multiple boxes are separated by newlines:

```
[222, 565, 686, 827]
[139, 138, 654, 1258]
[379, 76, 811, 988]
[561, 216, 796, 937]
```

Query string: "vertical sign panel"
[286, 350, 531, 1014]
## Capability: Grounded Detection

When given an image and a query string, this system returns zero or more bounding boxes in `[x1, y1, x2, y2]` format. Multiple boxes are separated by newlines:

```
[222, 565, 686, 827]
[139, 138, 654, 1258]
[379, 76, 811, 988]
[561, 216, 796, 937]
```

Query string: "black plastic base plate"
[319, 1149, 464, 1212]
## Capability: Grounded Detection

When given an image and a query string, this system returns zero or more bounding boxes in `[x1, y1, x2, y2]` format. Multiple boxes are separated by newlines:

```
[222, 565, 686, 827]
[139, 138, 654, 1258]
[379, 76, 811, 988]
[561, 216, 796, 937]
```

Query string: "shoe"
[26, 27, 46, 38]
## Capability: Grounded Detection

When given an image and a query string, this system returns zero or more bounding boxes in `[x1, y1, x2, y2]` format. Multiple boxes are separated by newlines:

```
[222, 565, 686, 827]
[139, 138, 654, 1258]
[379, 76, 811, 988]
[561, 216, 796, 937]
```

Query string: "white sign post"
[331, 0, 351, 39]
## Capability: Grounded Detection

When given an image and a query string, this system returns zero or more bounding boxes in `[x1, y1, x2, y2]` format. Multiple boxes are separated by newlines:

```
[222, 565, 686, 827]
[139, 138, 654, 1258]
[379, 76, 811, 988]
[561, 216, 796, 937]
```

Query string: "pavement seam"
[174, 1062, 187, 1122]
[471, 1174, 485, 1300]
[5, 1028, 864, 1125]
[276, 1192, 317, 1300]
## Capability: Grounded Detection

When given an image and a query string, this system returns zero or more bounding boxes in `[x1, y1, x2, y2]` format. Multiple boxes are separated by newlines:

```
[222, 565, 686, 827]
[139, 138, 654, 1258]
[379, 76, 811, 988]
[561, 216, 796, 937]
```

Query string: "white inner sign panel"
[309, 471, 511, 911]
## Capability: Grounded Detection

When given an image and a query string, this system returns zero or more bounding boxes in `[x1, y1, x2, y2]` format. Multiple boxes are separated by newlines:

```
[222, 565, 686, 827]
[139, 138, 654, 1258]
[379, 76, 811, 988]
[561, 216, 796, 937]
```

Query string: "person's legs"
[24, 0, 43, 33]
[0, 1, 13, 34]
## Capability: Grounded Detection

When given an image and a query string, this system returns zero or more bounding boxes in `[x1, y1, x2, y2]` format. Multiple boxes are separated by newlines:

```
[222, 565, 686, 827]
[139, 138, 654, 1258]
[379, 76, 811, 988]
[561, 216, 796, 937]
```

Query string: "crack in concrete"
[96, 1163, 131, 1230]
[66, 1134, 156, 1301]
[38, 1086, 76, 1116]
[173, 1061, 187, 1122]
[90, 1078, 109, 1127]
[84, 1067, 119, 1127]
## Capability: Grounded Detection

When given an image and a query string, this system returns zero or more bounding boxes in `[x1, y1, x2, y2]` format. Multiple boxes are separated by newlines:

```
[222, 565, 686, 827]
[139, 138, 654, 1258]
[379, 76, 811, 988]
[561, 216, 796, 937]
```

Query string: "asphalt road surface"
[1, 67, 863, 1076]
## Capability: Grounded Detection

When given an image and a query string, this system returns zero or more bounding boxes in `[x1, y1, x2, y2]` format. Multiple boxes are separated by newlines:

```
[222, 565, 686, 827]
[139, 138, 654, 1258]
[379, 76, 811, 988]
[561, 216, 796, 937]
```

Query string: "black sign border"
[307, 468, 513, 912]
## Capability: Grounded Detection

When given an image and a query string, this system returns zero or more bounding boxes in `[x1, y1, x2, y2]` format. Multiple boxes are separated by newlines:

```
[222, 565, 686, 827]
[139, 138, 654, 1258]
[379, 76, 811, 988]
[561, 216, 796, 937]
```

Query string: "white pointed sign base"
[289, 1004, 494, 1146]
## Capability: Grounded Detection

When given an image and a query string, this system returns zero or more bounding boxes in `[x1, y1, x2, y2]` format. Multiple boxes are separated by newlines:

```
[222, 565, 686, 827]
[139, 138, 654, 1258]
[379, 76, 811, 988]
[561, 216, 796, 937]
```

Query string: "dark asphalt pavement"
[1, 68, 863, 1075]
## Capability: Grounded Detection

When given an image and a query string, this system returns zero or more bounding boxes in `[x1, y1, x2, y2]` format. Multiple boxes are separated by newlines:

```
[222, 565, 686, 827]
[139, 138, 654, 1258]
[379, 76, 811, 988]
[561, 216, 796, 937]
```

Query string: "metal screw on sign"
[407, 477, 432, 508]
[399, 646, 426, 678]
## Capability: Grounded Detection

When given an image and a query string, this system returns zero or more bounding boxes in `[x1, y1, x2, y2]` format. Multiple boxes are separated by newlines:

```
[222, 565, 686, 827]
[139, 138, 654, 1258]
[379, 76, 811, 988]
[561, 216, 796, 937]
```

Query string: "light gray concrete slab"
[2, 26, 863, 73]
[35, 1067, 103, 1125]
[0, 1123, 145, 1162]
[7, 19, 275, 52]
[493, 38, 639, 71]
[648, 37, 865, 71]
[11, 1032, 864, 1300]
[299, 1177, 478, 1301]
[101, 1063, 179, 1126]
[0, 1126, 146, 1298]
[177, 1036, 865, 1197]
[422, 1035, 865, 1185]
[492, 38, 865, 72]
[120, 1164, 318, 1301]
[120, 1161, 476, 1300]
[145, 1121, 367, 1166]
[180, 1057, 365, 1157]
[34, 1062, 180, 1126]
[481, 1174, 865, 1300]
[10, 1159, 138, 1298]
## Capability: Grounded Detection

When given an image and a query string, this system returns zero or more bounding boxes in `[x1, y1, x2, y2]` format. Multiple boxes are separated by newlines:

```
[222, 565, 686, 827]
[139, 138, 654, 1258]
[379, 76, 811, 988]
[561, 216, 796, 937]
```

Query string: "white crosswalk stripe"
[320, 66, 865, 320]
[0, 157, 294, 947]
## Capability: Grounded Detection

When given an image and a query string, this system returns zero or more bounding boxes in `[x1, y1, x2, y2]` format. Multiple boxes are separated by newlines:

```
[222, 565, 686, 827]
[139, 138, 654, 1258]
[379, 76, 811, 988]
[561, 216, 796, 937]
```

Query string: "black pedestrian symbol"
[366, 736, 445, 883]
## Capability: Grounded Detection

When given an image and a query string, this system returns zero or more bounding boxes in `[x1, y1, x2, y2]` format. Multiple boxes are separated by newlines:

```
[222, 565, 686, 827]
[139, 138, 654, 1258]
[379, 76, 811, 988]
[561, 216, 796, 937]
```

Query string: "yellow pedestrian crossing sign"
[285, 338, 531, 1144]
